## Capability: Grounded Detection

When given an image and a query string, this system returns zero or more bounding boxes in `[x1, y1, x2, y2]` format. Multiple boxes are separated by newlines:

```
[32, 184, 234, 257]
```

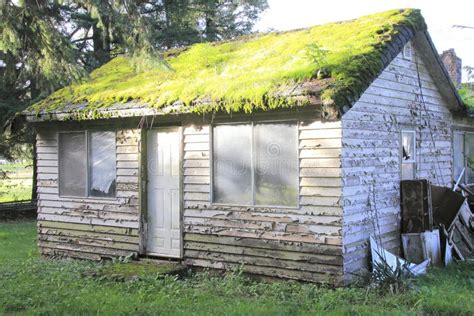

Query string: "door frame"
[139, 125, 184, 259]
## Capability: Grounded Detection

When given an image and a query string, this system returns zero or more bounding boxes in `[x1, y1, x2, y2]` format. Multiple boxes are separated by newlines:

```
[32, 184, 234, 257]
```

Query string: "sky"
[255, 0, 474, 82]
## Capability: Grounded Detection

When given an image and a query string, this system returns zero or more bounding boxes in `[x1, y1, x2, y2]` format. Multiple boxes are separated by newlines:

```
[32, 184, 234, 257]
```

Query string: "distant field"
[0, 163, 33, 203]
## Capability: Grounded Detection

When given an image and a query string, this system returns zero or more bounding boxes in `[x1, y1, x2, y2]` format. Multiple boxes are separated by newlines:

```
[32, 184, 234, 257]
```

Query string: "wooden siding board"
[36, 128, 141, 259]
[181, 120, 344, 282]
[341, 43, 454, 281]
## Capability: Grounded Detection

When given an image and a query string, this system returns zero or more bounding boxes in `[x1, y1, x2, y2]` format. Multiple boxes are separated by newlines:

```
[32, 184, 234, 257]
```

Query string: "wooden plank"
[117, 161, 140, 169]
[299, 139, 342, 149]
[183, 209, 341, 225]
[300, 177, 341, 187]
[39, 227, 139, 243]
[299, 129, 342, 140]
[38, 234, 139, 251]
[184, 226, 342, 245]
[38, 220, 139, 235]
[299, 149, 341, 159]
[41, 247, 103, 261]
[184, 143, 209, 151]
[184, 233, 342, 255]
[300, 168, 341, 178]
[300, 186, 342, 197]
[300, 158, 341, 168]
[116, 146, 139, 154]
[183, 168, 210, 176]
[184, 184, 210, 193]
[37, 214, 139, 229]
[184, 192, 210, 202]
[184, 134, 209, 143]
[185, 250, 342, 275]
[184, 258, 342, 284]
[184, 160, 210, 168]
[38, 240, 137, 257]
[184, 241, 342, 265]
[184, 176, 210, 184]
[117, 153, 139, 161]
[299, 121, 341, 130]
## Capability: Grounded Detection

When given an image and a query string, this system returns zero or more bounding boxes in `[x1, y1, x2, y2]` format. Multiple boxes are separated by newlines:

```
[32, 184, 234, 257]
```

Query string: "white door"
[146, 128, 181, 258]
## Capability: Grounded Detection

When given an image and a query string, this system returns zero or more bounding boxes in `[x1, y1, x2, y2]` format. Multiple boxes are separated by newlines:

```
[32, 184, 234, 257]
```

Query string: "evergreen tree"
[0, 0, 268, 160]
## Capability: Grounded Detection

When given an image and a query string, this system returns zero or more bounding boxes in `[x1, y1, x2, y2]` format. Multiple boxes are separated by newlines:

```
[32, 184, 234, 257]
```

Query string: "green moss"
[28, 8, 426, 116]
[459, 85, 474, 110]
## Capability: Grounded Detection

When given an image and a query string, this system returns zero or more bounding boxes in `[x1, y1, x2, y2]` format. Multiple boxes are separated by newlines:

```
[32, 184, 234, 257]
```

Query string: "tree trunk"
[92, 14, 111, 66]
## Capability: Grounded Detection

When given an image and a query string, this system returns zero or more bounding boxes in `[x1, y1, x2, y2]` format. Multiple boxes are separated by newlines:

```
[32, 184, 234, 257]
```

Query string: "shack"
[22, 9, 467, 285]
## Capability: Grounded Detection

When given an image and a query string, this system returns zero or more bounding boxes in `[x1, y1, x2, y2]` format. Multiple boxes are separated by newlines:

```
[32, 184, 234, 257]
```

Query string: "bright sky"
[255, 0, 474, 82]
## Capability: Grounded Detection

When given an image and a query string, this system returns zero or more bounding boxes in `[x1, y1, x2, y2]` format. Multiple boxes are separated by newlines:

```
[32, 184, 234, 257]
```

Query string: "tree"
[0, 0, 84, 159]
[65, 0, 269, 67]
[1, 0, 269, 158]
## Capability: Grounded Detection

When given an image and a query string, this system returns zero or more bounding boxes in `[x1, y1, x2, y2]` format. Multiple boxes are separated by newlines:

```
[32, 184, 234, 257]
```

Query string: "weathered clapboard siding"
[341, 45, 454, 282]
[182, 120, 344, 283]
[36, 128, 141, 260]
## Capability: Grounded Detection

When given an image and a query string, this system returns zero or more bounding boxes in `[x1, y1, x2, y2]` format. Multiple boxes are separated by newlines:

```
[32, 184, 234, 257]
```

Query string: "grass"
[0, 163, 33, 203]
[29, 9, 426, 116]
[0, 220, 473, 315]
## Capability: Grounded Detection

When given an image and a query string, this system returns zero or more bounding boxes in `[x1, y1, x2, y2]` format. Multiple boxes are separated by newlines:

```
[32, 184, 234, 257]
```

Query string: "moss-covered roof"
[459, 85, 474, 110]
[27, 8, 427, 120]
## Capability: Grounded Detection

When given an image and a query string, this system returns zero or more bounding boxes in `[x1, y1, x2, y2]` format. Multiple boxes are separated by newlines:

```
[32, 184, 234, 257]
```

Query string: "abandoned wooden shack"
[21, 9, 469, 285]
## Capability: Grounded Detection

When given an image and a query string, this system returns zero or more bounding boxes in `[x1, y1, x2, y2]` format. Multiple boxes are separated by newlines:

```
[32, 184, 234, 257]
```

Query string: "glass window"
[254, 123, 298, 206]
[401, 130, 416, 180]
[59, 132, 87, 196]
[212, 122, 298, 207]
[89, 131, 116, 197]
[453, 131, 474, 185]
[213, 124, 252, 205]
[465, 134, 474, 184]
[58, 131, 116, 198]
[453, 132, 465, 182]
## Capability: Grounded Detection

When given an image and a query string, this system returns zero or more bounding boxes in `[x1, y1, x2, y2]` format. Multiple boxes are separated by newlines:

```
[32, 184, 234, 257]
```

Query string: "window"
[59, 131, 116, 198]
[403, 42, 413, 60]
[401, 130, 416, 180]
[453, 131, 474, 184]
[212, 122, 298, 207]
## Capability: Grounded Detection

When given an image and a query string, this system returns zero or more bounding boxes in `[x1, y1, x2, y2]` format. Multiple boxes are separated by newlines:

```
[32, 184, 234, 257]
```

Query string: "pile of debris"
[371, 179, 473, 277]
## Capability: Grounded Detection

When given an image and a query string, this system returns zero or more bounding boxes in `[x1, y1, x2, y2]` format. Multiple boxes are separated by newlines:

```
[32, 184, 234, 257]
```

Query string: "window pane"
[401, 163, 415, 180]
[453, 132, 464, 183]
[466, 134, 474, 184]
[89, 131, 116, 197]
[254, 123, 298, 206]
[59, 132, 86, 196]
[402, 131, 415, 162]
[213, 124, 252, 204]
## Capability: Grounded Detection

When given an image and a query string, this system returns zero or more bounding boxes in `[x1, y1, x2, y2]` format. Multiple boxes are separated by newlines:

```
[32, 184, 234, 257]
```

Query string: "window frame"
[400, 129, 417, 180]
[210, 119, 300, 209]
[402, 41, 413, 61]
[453, 130, 474, 184]
[58, 130, 117, 199]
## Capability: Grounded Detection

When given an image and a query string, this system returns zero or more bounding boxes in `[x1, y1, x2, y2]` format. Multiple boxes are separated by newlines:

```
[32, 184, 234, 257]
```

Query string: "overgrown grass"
[0, 163, 33, 202]
[0, 221, 473, 315]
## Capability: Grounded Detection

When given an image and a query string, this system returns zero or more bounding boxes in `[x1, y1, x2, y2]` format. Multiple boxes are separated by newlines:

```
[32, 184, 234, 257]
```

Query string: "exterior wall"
[36, 127, 142, 260]
[341, 46, 454, 281]
[181, 119, 345, 284]
[35, 117, 346, 283]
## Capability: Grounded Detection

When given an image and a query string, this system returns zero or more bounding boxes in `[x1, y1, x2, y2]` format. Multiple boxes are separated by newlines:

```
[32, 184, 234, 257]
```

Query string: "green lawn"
[0, 221, 473, 315]
[0, 163, 33, 203]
